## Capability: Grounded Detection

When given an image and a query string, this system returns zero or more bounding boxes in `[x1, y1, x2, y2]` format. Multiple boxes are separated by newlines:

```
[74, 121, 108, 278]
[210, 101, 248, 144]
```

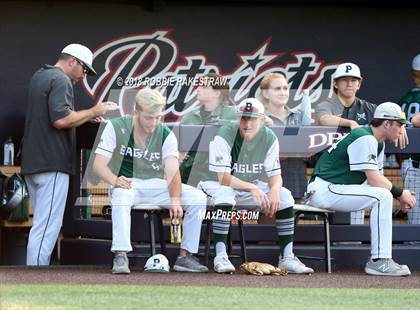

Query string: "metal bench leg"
[294, 211, 302, 226]
[204, 219, 212, 266]
[0, 225, 2, 264]
[227, 227, 233, 255]
[156, 211, 166, 255]
[148, 211, 156, 256]
[238, 219, 247, 262]
[323, 214, 332, 273]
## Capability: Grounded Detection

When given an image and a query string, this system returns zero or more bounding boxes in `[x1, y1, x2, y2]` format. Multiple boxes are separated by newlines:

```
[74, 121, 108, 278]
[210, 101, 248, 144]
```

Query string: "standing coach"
[21, 43, 117, 266]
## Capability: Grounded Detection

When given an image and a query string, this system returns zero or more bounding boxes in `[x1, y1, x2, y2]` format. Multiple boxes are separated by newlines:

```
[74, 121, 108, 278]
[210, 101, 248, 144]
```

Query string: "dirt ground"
[0, 266, 419, 288]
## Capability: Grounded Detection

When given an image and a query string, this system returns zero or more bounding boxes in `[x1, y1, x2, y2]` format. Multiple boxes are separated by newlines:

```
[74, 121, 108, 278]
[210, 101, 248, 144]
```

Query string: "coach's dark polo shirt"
[21, 65, 76, 175]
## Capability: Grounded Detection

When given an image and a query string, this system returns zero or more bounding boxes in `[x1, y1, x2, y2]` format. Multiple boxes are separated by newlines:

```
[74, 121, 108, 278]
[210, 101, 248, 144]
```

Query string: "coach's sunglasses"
[75, 58, 89, 74]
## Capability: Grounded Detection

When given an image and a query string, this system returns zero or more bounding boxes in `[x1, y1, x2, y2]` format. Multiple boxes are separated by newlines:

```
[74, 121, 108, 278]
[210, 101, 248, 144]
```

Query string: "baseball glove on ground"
[240, 262, 287, 276]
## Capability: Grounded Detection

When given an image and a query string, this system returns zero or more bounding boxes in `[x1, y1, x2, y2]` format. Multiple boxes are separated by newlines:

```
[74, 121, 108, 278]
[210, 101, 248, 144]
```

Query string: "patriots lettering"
[83, 31, 340, 118]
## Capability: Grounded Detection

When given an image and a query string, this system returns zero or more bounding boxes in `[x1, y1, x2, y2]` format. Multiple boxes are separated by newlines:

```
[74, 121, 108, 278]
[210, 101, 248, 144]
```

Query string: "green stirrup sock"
[212, 203, 233, 245]
[276, 207, 294, 257]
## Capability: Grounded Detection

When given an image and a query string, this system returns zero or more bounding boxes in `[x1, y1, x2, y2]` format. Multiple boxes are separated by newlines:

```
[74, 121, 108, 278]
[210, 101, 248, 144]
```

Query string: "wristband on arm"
[390, 185, 403, 199]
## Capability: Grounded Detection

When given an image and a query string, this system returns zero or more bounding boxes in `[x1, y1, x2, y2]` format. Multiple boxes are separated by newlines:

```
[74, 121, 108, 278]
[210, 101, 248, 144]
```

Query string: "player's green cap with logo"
[373, 102, 411, 125]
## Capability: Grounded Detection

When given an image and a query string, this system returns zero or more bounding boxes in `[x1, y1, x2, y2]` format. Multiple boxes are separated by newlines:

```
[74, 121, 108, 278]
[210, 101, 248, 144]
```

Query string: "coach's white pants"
[110, 178, 206, 254]
[308, 177, 393, 259]
[25, 172, 69, 266]
[198, 180, 295, 210]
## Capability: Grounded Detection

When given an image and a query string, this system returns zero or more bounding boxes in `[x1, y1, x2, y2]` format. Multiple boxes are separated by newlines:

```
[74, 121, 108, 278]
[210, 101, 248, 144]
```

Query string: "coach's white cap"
[333, 63, 362, 80]
[237, 98, 265, 118]
[374, 102, 410, 125]
[412, 54, 420, 71]
[61, 43, 97, 75]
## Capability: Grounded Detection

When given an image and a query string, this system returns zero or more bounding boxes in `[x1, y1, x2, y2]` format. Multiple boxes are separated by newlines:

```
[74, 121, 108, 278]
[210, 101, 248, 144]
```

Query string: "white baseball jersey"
[95, 116, 178, 179]
[209, 123, 281, 183]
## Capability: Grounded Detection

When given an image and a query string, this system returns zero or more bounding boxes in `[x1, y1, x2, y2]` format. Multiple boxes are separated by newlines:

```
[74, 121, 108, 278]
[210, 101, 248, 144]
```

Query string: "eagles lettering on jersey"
[108, 116, 171, 179]
[232, 163, 264, 174]
[311, 126, 384, 185]
[209, 123, 280, 183]
[119, 145, 161, 161]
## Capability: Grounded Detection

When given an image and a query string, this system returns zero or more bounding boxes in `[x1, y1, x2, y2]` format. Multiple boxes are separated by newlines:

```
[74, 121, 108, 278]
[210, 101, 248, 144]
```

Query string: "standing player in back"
[308, 102, 416, 276]
[398, 54, 420, 226]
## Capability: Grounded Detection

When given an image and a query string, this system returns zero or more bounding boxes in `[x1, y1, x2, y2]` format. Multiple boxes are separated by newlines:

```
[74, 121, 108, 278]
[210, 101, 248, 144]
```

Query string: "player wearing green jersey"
[93, 88, 208, 274]
[199, 98, 314, 274]
[399, 54, 420, 225]
[308, 102, 416, 277]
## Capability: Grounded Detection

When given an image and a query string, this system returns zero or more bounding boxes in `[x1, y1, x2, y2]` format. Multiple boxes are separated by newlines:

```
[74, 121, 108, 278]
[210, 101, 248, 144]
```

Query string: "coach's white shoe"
[365, 258, 411, 277]
[278, 254, 314, 274]
[214, 253, 235, 273]
[112, 253, 130, 274]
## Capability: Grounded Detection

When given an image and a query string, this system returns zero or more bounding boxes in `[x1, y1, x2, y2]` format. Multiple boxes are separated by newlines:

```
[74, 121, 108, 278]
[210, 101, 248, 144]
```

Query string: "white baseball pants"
[25, 172, 69, 266]
[197, 180, 295, 210]
[308, 176, 393, 259]
[110, 178, 206, 254]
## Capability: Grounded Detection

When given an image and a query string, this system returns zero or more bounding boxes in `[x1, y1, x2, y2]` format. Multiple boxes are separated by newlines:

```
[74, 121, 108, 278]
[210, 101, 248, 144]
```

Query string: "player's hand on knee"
[267, 201, 278, 217]
[266, 191, 280, 217]
[251, 188, 269, 213]
[399, 190, 416, 212]
[170, 203, 183, 219]
[114, 176, 132, 189]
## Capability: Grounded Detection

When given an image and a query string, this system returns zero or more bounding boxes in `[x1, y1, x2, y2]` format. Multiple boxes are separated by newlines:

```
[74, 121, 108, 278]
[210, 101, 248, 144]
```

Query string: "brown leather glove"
[240, 262, 287, 276]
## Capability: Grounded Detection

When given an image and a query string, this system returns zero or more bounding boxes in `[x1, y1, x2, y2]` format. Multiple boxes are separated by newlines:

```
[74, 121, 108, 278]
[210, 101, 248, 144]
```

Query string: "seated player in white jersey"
[92, 87, 208, 274]
[198, 98, 314, 274]
[308, 102, 416, 276]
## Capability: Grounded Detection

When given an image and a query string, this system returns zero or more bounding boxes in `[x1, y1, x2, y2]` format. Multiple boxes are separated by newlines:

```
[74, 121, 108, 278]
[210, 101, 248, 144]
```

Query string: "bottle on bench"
[170, 218, 182, 244]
